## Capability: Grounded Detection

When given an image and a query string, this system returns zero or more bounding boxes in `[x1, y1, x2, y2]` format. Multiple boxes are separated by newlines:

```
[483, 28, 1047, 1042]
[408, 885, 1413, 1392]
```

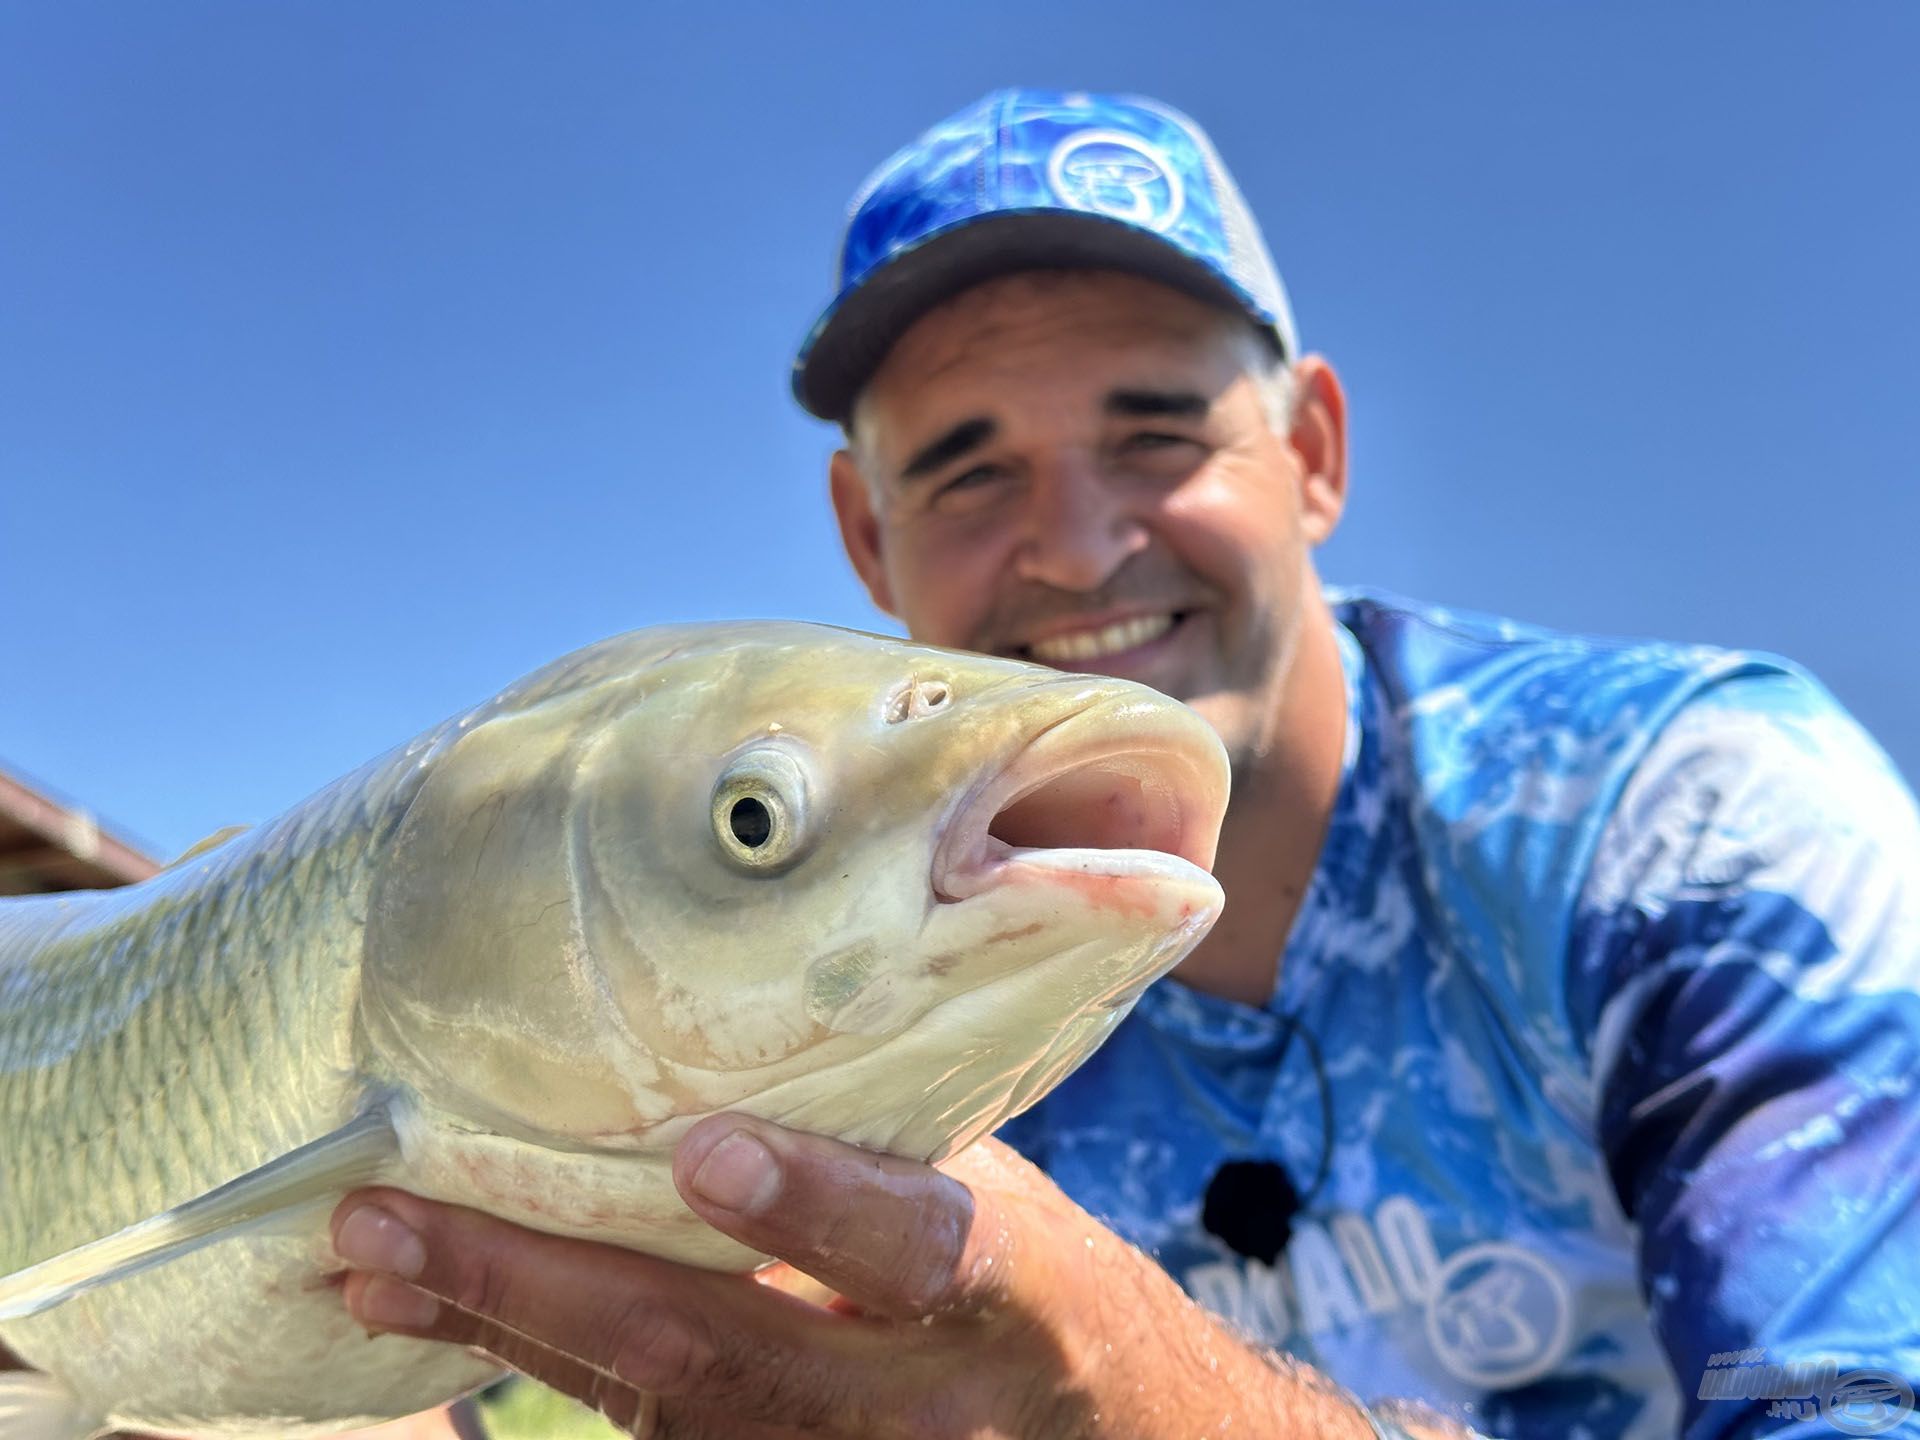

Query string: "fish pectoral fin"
[0, 1371, 104, 1440]
[0, 1108, 399, 1323]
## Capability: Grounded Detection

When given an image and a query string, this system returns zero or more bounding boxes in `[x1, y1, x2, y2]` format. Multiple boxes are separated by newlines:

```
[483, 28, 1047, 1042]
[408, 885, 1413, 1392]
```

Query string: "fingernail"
[690, 1130, 781, 1215]
[334, 1205, 427, 1280]
[356, 1274, 441, 1332]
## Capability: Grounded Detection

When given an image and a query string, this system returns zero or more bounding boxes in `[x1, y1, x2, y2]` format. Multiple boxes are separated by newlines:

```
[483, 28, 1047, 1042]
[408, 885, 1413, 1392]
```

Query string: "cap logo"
[1046, 129, 1185, 233]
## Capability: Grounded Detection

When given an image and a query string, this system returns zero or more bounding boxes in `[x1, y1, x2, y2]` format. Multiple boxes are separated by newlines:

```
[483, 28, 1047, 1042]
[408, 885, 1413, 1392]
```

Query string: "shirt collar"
[1133, 613, 1384, 1046]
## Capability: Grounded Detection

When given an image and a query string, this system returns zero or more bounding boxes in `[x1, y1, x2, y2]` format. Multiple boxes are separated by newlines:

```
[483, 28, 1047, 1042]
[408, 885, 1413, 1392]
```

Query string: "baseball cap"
[791, 87, 1299, 424]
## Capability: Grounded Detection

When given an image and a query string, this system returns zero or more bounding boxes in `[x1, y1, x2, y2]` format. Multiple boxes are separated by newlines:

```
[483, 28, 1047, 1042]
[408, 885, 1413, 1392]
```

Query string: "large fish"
[0, 622, 1228, 1439]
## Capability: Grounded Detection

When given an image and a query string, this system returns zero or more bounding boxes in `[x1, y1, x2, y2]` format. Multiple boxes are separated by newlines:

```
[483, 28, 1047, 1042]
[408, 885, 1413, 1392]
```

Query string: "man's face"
[829, 269, 1346, 772]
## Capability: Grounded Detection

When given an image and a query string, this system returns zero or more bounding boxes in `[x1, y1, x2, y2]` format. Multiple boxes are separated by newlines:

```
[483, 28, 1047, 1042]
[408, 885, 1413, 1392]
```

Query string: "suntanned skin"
[327, 272, 1475, 1439]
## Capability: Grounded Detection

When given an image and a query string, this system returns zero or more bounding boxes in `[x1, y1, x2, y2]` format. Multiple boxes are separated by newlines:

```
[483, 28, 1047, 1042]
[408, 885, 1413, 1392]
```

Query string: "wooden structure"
[0, 766, 159, 895]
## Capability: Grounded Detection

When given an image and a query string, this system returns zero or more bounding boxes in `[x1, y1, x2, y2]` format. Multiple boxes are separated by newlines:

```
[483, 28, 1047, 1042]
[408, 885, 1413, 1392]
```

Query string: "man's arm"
[1570, 672, 1920, 1439]
[329, 1119, 1476, 1439]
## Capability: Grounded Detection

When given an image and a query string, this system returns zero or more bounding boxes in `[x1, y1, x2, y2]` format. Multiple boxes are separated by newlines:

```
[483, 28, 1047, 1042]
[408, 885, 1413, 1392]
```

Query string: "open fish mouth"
[932, 689, 1227, 903]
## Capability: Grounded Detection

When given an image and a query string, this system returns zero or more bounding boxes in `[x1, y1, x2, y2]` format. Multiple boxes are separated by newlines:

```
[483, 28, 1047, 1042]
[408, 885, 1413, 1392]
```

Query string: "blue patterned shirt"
[1000, 587, 1920, 1439]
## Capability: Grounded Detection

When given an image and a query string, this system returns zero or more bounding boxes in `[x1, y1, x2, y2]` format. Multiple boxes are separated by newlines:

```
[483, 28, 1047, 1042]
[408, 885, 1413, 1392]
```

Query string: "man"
[330, 91, 1920, 1438]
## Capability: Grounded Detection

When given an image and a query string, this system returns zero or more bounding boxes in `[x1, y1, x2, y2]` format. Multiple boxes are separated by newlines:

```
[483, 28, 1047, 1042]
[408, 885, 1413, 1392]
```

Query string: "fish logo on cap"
[1047, 129, 1185, 233]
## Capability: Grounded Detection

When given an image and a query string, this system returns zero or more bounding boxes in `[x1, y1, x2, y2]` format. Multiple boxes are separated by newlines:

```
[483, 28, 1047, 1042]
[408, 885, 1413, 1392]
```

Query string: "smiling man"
[332, 91, 1920, 1439]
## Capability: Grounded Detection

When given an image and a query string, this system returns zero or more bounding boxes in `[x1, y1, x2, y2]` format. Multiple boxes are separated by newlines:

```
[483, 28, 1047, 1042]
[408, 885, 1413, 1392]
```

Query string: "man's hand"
[329, 1118, 1383, 1439]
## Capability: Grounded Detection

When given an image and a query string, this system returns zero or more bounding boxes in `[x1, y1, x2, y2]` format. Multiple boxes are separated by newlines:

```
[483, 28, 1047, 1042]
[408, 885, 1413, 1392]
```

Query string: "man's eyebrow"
[899, 417, 997, 481]
[1104, 389, 1211, 420]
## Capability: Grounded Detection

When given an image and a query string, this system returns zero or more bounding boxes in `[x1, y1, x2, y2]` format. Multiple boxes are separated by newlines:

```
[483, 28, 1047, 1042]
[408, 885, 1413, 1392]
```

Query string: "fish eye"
[728, 797, 773, 848]
[711, 746, 812, 873]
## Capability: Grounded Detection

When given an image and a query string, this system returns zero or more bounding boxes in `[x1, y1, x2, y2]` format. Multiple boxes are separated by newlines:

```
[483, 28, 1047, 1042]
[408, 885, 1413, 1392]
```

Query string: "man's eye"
[1124, 432, 1192, 451]
[931, 466, 1004, 507]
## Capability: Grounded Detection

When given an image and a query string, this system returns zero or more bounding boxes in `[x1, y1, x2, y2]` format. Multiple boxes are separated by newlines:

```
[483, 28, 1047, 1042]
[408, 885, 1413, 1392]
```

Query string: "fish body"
[0, 622, 1228, 1437]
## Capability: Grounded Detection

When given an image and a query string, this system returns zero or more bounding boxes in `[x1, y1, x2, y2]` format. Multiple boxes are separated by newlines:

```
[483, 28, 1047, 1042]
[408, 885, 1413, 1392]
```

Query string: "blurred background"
[2, 1, 1914, 864]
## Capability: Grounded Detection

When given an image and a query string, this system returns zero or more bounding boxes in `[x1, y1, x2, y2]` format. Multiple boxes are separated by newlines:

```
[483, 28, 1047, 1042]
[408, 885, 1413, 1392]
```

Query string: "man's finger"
[340, 1270, 655, 1434]
[671, 1116, 1029, 1322]
[330, 1190, 895, 1435]
[333, 1193, 708, 1394]
[346, 1275, 863, 1440]
[341, 1278, 803, 1440]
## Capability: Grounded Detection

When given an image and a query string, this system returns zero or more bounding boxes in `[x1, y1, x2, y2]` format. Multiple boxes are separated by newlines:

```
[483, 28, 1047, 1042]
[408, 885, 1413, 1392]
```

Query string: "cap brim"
[792, 210, 1283, 423]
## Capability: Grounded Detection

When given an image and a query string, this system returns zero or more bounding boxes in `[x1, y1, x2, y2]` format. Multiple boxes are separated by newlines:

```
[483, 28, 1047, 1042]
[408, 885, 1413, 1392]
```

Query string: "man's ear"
[829, 449, 898, 617]
[1287, 356, 1349, 547]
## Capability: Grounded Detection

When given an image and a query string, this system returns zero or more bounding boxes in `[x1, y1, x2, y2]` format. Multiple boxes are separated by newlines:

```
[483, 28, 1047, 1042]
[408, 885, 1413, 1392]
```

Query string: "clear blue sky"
[2, 3, 1914, 861]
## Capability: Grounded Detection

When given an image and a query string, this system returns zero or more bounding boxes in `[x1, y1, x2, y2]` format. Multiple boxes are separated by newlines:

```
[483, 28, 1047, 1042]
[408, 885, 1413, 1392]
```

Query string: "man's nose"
[1012, 459, 1149, 593]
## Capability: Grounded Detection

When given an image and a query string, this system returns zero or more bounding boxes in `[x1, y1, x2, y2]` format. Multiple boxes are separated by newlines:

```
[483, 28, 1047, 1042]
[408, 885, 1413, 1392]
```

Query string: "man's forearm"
[1132, 1348, 1487, 1440]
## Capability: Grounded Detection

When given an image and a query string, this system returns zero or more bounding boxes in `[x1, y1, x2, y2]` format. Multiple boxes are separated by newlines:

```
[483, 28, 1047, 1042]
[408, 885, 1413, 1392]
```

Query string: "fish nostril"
[883, 678, 952, 724]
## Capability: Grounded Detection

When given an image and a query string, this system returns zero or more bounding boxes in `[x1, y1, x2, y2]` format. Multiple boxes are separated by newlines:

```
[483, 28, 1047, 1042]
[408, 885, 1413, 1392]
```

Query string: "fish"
[0, 621, 1229, 1439]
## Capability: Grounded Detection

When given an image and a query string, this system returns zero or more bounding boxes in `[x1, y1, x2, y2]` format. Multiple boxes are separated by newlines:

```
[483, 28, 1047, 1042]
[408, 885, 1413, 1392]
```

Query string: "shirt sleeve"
[1568, 671, 1920, 1439]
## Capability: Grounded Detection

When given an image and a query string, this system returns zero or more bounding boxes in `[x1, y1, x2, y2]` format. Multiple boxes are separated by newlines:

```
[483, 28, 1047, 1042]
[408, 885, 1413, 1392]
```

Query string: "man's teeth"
[1028, 613, 1175, 664]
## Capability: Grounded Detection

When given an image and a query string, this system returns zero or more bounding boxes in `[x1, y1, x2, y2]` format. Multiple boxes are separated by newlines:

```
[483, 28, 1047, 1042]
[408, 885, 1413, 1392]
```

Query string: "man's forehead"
[853, 271, 1255, 438]
[887, 269, 1242, 372]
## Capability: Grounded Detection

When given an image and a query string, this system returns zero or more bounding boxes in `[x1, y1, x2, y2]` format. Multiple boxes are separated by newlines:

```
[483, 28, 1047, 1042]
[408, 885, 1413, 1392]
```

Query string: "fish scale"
[0, 735, 498, 1434]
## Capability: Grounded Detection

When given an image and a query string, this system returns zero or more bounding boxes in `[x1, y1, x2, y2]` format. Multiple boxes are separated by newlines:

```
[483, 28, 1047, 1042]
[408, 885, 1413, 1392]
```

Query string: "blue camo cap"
[791, 88, 1300, 423]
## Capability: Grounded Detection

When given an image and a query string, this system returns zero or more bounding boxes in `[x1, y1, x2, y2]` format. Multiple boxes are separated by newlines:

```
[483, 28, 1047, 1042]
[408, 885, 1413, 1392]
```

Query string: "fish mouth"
[932, 688, 1228, 903]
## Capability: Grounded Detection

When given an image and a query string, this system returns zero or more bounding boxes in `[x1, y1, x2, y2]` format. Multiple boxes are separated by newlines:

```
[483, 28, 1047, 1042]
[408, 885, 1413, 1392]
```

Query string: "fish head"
[363, 622, 1227, 1164]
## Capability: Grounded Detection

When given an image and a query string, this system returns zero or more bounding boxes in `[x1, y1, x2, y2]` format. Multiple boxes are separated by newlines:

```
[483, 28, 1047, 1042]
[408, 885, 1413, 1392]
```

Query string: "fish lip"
[931, 688, 1227, 903]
